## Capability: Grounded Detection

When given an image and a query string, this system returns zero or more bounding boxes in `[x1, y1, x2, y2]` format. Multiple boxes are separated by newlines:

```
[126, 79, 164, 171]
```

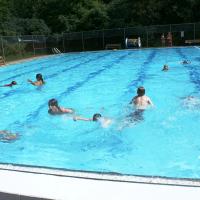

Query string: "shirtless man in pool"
[130, 86, 153, 110]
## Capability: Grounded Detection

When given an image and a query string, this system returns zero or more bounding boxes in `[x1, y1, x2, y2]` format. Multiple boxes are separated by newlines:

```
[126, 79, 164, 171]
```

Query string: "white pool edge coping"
[0, 163, 200, 187]
[1, 164, 200, 200]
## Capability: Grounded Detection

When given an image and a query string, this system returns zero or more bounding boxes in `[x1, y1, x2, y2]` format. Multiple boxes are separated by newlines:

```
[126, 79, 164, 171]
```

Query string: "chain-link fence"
[0, 22, 200, 63]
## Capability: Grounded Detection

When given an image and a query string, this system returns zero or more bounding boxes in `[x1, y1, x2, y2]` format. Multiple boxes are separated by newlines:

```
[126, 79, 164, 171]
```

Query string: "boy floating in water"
[73, 113, 112, 128]
[28, 73, 45, 86]
[182, 96, 200, 109]
[48, 98, 74, 115]
[0, 130, 18, 142]
[1, 81, 17, 87]
[181, 60, 191, 64]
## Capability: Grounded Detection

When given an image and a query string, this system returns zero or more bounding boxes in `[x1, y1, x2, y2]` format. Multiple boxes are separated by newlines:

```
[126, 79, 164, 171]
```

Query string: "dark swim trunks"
[127, 109, 144, 123]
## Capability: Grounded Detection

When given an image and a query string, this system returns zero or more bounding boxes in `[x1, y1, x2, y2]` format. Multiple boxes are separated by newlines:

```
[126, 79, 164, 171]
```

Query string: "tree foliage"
[0, 0, 199, 35]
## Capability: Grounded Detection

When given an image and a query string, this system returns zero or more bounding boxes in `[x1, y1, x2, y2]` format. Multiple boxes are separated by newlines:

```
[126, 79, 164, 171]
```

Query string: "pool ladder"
[0, 56, 5, 66]
[52, 48, 61, 54]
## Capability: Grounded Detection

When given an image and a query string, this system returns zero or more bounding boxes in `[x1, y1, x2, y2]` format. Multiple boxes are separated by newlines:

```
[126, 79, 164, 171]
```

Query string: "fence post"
[56, 34, 59, 49]
[32, 35, 35, 56]
[62, 33, 65, 53]
[1, 36, 6, 62]
[102, 29, 105, 50]
[43, 35, 47, 51]
[194, 23, 196, 40]
[82, 32, 85, 51]
[123, 28, 126, 49]
[18, 36, 23, 58]
[146, 31, 148, 47]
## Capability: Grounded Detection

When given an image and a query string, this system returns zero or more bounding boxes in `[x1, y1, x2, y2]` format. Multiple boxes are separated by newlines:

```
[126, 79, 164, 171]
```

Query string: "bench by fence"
[105, 44, 121, 50]
[185, 39, 200, 44]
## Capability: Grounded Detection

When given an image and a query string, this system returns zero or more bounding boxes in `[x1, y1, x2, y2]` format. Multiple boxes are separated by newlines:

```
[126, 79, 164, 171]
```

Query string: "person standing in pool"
[128, 86, 153, 122]
[48, 98, 74, 115]
[27, 73, 45, 86]
[130, 86, 153, 110]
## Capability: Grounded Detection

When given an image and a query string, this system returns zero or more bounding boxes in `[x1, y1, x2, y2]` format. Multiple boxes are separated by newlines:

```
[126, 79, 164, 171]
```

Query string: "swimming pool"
[0, 47, 200, 179]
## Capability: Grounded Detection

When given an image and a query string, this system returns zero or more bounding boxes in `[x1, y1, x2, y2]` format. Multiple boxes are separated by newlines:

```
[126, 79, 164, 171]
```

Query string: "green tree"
[0, 0, 12, 35]
[1, 0, 200, 36]
[158, 0, 194, 24]
[107, 0, 162, 27]
[78, 1, 109, 30]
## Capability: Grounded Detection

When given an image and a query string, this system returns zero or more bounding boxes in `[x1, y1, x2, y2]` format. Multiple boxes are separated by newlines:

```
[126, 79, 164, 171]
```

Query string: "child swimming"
[1, 81, 17, 87]
[181, 60, 191, 64]
[0, 130, 18, 142]
[182, 96, 200, 109]
[28, 73, 45, 86]
[73, 113, 112, 128]
[162, 64, 169, 71]
[48, 98, 74, 115]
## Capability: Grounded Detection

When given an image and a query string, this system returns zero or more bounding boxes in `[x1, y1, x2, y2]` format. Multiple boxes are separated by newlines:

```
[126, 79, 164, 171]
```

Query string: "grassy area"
[4, 52, 50, 63]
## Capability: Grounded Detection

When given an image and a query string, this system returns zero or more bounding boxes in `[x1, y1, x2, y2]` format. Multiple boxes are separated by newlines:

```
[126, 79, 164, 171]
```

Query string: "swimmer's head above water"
[182, 60, 191, 64]
[137, 86, 145, 96]
[92, 113, 102, 121]
[11, 81, 17, 85]
[2, 80, 17, 87]
[36, 73, 44, 83]
[48, 98, 58, 107]
[48, 98, 74, 115]
[162, 64, 169, 71]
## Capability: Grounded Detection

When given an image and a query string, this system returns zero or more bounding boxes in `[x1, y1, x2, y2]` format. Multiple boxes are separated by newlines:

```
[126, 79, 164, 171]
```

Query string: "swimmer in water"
[48, 98, 74, 115]
[182, 96, 200, 109]
[128, 86, 153, 123]
[130, 86, 153, 110]
[1, 81, 17, 87]
[73, 113, 112, 128]
[181, 60, 191, 64]
[162, 64, 169, 71]
[0, 130, 18, 142]
[28, 73, 45, 86]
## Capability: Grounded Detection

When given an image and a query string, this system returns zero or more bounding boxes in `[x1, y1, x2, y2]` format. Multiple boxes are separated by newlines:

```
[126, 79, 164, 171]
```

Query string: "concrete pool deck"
[0, 164, 200, 200]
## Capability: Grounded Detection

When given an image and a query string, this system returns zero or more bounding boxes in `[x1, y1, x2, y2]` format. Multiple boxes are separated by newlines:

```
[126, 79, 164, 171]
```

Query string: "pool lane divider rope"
[8, 51, 133, 128]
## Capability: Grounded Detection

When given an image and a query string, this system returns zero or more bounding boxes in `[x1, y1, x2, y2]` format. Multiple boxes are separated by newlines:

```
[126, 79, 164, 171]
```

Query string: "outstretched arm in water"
[73, 116, 92, 121]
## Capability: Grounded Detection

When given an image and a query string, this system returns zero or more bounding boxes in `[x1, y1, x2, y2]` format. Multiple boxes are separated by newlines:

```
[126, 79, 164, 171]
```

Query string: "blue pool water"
[1, 47, 200, 179]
